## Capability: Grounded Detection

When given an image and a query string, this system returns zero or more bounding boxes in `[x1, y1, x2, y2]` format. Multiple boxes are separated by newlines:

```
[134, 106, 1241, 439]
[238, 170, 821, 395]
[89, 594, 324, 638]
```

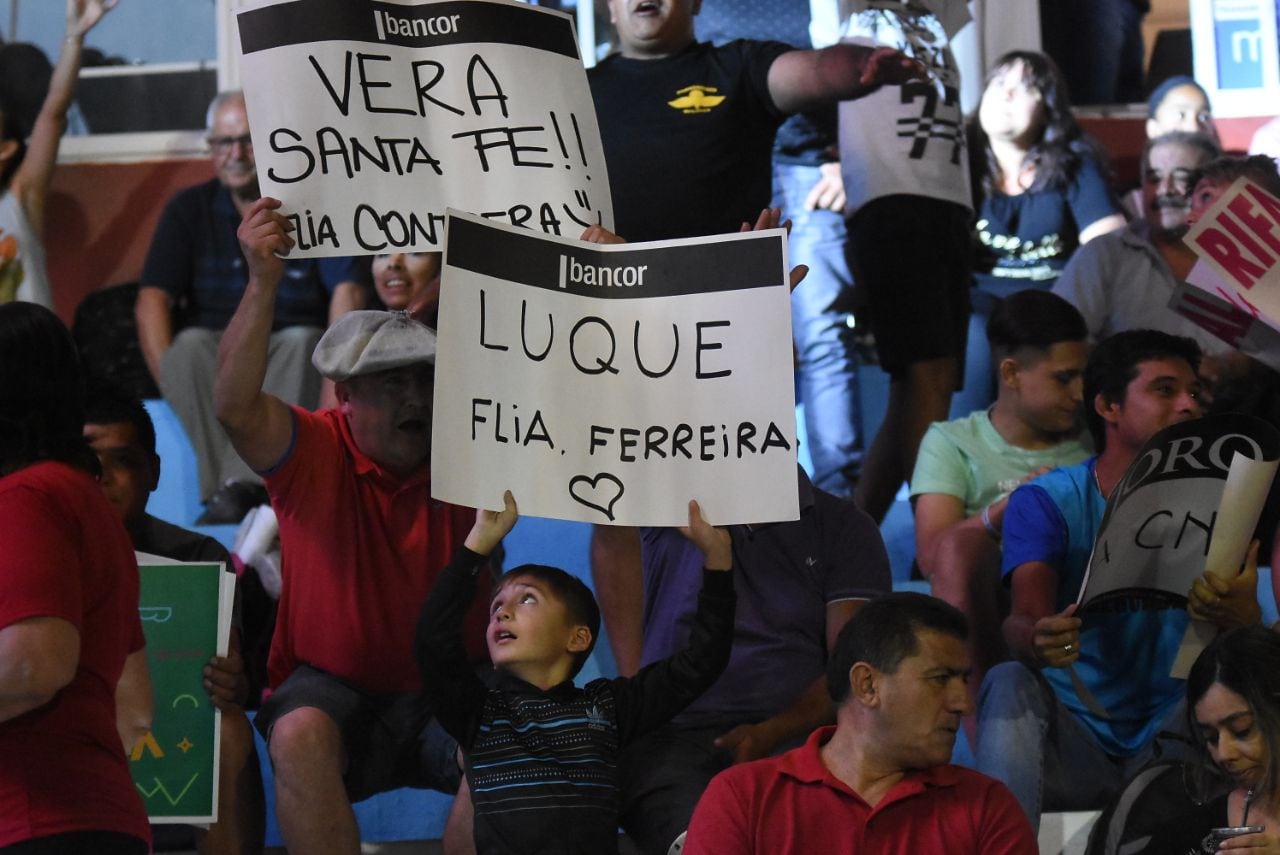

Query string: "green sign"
[130, 556, 233, 823]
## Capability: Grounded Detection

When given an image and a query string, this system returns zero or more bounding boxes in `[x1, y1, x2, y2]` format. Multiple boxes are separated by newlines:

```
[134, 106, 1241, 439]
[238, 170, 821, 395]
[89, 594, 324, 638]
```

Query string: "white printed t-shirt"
[837, 0, 972, 217]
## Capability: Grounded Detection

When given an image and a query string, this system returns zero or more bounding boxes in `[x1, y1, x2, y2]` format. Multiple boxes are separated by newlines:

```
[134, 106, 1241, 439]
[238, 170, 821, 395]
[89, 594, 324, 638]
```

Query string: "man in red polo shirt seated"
[682, 593, 1035, 855]
[213, 197, 488, 855]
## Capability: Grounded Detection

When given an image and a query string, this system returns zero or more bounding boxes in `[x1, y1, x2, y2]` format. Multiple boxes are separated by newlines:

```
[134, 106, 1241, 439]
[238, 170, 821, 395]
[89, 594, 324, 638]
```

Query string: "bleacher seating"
[143, 396, 1277, 851]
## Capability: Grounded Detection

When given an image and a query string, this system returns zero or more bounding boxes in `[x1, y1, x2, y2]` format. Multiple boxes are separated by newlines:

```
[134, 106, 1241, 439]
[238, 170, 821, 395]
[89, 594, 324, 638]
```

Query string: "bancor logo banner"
[431, 211, 799, 527]
[237, 0, 612, 257]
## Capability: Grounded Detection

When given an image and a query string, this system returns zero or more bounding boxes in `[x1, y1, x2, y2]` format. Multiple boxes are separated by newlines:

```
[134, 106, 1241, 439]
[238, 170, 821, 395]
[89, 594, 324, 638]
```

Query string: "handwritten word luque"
[478, 289, 733, 379]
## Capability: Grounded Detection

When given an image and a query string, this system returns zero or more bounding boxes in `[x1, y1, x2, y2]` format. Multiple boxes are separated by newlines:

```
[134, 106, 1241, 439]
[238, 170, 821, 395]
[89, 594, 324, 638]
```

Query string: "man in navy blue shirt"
[135, 91, 365, 523]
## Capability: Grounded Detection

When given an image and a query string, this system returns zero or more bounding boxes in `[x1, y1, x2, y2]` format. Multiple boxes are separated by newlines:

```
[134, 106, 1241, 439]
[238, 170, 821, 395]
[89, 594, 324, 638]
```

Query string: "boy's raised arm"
[612, 501, 736, 744]
[415, 493, 517, 744]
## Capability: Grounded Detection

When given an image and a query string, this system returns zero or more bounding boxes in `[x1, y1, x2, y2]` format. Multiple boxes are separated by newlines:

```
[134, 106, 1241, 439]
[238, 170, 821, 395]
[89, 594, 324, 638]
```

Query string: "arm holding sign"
[579, 225, 627, 245]
[1000, 482, 1081, 667]
[1006, 565, 1081, 668]
[611, 502, 736, 745]
[591, 526, 645, 677]
[214, 198, 298, 473]
[741, 207, 809, 291]
[203, 630, 250, 711]
[415, 493, 517, 746]
[1188, 540, 1263, 629]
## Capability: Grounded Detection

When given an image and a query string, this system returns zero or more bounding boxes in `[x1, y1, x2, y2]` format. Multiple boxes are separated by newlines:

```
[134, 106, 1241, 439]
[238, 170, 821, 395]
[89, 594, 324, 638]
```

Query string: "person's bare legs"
[196, 709, 265, 855]
[855, 355, 958, 522]
[268, 707, 360, 855]
[927, 525, 1007, 740]
[442, 775, 476, 855]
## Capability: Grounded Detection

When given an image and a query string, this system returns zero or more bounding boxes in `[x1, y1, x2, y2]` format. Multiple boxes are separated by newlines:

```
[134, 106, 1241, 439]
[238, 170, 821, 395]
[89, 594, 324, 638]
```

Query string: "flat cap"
[312, 310, 437, 381]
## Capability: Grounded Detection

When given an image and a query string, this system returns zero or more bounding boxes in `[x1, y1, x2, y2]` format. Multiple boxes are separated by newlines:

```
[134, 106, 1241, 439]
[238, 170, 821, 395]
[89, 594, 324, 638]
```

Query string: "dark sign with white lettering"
[1079, 413, 1280, 610]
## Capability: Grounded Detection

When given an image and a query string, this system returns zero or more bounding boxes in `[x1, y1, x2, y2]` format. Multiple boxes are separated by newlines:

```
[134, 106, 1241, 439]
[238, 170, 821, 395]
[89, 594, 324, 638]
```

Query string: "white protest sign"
[1168, 275, 1280, 372]
[430, 211, 799, 527]
[1170, 447, 1280, 677]
[1184, 177, 1280, 327]
[237, 0, 611, 257]
[1078, 413, 1280, 612]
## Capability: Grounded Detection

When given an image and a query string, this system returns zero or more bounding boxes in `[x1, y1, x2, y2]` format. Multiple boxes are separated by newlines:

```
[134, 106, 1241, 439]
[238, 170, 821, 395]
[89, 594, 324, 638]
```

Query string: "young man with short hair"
[976, 329, 1262, 828]
[83, 390, 265, 855]
[911, 289, 1091, 686]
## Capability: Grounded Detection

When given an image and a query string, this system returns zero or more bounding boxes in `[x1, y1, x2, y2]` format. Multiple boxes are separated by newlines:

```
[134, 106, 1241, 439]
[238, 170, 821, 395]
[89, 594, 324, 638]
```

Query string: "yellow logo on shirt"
[668, 85, 725, 114]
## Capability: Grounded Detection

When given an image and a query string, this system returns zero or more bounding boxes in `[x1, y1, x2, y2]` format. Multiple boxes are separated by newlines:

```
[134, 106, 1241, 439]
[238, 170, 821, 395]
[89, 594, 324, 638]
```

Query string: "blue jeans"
[974, 661, 1192, 831]
[774, 161, 862, 497]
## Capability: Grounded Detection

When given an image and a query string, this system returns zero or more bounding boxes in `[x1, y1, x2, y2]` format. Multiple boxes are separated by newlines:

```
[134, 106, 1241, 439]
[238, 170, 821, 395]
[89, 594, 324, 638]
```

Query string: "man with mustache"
[213, 198, 488, 855]
[1052, 131, 1224, 358]
[682, 593, 1035, 854]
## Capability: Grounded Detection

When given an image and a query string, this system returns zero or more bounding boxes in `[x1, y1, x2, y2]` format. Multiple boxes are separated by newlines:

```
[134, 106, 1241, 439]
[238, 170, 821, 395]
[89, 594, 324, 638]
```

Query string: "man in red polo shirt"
[214, 197, 487, 855]
[683, 593, 1034, 855]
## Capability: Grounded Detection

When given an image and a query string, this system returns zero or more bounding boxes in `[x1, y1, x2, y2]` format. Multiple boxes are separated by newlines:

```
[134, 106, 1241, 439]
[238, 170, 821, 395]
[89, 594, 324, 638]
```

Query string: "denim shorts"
[254, 664, 461, 801]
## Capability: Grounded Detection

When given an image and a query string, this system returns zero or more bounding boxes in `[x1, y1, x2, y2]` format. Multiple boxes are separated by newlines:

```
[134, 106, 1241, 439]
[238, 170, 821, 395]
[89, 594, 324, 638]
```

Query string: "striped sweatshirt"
[416, 546, 736, 854]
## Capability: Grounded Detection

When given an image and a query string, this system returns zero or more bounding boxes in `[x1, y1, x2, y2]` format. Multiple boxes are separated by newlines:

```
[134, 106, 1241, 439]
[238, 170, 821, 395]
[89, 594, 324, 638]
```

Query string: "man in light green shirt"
[910, 290, 1091, 696]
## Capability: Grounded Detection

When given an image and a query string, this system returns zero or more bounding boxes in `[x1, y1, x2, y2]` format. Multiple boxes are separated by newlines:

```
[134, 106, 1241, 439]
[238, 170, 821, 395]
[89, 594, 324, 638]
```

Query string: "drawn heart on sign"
[568, 472, 625, 521]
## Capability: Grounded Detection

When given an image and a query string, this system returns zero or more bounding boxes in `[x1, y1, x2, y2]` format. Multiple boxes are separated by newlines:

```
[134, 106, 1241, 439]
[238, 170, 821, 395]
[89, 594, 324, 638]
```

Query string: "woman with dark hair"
[957, 50, 1125, 415]
[0, 302, 152, 854]
[1185, 624, 1280, 852]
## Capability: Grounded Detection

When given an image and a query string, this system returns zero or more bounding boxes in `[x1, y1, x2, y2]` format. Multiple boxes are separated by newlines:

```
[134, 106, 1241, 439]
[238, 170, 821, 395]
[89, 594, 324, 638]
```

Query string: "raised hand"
[678, 500, 732, 571]
[739, 208, 808, 292]
[465, 490, 518, 556]
[236, 197, 294, 286]
[68, 0, 118, 38]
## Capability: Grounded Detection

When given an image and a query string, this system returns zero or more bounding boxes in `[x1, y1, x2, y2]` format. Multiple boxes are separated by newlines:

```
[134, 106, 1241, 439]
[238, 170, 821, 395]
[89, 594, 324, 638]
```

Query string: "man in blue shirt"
[975, 329, 1262, 828]
[135, 91, 365, 523]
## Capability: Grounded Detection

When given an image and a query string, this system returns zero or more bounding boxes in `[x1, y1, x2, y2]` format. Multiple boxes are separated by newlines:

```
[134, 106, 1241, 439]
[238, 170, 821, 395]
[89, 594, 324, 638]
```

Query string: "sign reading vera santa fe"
[1183, 176, 1280, 330]
[431, 212, 799, 527]
[236, 0, 612, 258]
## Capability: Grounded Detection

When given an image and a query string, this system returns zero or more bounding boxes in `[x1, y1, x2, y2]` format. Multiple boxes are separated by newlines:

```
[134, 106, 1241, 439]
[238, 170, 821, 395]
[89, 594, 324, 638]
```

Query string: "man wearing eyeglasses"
[135, 90, 366, 524]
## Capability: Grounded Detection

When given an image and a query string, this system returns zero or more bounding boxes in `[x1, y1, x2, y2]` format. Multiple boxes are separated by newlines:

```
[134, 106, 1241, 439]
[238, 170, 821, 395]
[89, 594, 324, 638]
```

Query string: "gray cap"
[311, 310, 437, 381]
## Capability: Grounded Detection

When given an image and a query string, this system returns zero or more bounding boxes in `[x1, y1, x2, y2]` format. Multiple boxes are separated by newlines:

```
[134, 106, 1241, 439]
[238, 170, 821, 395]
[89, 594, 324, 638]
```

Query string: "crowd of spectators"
[6, 0, 1280, 853]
